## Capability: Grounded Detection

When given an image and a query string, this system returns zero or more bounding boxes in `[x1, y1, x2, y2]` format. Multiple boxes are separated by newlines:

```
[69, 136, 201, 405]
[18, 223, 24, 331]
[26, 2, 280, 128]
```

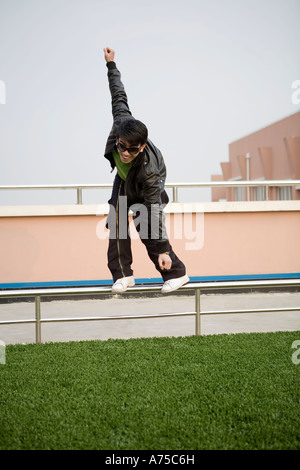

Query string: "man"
[103, 47, 189, 293]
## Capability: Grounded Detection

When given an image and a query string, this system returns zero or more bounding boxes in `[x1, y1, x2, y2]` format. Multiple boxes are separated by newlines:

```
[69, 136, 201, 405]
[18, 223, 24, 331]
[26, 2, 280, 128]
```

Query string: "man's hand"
[103, 47, 115, 62]
[158, 253, 172, 271]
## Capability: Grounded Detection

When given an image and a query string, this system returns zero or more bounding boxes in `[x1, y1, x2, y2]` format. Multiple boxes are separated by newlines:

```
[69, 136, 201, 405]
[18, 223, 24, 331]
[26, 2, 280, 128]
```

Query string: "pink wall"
[1, 203, 299, 285]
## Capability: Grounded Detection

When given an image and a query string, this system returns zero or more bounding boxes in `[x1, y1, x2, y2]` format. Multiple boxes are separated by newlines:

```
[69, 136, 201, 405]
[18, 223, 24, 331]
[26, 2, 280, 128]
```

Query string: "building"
[211, 111, 300, 202]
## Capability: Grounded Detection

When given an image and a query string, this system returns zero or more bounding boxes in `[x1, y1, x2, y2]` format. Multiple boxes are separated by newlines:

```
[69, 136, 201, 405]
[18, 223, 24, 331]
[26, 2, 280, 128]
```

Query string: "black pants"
[107, 175, 186, 282]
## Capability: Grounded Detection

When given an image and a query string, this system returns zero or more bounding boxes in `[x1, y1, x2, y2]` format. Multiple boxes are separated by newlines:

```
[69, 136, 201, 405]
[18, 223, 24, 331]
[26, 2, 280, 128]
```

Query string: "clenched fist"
[158, 253, 172, 270]
[103, 47, 115, 62]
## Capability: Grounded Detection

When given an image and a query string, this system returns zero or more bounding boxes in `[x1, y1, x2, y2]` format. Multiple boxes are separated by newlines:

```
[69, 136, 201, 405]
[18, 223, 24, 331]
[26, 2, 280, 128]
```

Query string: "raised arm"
[103, 47, 132, 122]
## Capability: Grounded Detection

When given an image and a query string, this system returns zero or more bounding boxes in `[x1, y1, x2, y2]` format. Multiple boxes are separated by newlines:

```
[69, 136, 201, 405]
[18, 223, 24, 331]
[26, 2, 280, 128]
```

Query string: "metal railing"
[0, 180, 299, 204]
[0, 279, 299, 343]
[167, 180, 300, 203]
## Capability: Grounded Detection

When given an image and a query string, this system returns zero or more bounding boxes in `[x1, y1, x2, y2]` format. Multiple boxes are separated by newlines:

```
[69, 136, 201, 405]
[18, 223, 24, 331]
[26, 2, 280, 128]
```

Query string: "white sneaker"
[111, 275, 135, 293]
[161, 274, 190, 293]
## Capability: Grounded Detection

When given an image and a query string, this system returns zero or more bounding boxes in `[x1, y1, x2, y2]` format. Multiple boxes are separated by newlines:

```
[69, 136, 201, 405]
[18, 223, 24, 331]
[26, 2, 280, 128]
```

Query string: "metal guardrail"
[0, 180, 299, 203]
[0, 279, 299, 344]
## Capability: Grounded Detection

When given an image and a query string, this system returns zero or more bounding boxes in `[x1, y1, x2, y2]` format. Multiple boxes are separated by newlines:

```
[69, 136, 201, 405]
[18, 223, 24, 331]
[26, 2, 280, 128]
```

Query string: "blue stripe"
[1, 273, 300, 289]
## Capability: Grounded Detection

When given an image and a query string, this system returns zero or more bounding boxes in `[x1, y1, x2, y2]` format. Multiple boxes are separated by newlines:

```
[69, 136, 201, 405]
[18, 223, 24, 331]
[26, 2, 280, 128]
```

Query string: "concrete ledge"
[1, 200, 300, 217]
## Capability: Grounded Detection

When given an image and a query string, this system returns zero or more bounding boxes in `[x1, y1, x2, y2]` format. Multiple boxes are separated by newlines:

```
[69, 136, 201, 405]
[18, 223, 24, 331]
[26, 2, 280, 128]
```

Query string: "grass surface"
[0, 331, 299, 450]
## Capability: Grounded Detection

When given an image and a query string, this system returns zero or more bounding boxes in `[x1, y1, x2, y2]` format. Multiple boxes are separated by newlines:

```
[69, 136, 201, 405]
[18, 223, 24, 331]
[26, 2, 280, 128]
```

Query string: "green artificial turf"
[0, 331, 299, 450]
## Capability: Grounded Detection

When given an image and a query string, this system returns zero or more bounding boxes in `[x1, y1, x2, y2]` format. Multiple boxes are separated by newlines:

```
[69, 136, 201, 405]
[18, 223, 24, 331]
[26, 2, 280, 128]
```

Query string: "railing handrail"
[0, 180, 300, 190]
[1, 180, 300, 204]
[0, 279, 299, 343]
[1, 278, 300, 296]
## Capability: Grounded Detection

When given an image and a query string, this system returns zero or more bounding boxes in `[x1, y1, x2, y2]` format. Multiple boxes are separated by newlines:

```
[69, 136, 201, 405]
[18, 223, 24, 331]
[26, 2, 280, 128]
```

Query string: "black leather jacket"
[104, 61, 170, 253]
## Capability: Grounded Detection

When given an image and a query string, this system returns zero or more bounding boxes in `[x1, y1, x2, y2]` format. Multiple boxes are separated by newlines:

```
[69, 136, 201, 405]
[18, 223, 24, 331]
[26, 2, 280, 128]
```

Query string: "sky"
[0, 0, 300, 204]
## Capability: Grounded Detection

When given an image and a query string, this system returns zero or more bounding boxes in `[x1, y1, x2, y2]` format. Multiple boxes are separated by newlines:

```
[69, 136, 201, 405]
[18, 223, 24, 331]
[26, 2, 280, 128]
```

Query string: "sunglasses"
[116, 141, 142, 156]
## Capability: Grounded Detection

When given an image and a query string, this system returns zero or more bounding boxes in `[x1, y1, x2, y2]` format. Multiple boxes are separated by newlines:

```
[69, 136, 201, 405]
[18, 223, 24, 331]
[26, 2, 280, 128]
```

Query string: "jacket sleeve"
[106, 61, 132, 122]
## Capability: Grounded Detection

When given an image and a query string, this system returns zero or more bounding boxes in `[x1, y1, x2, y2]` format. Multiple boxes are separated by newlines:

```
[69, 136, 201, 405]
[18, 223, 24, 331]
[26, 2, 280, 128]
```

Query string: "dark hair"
[116, 118, 148, 146]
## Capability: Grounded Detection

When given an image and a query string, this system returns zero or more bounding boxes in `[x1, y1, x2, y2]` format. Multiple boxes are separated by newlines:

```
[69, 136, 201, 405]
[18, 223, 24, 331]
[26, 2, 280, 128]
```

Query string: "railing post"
[172, 186, 178, 203]
[195, 289, 201, 335]
[265, 185, 269, 201]
[246, 153, 251, 201]
[35, 296, 41, 343]
[77, 187, 82, 205]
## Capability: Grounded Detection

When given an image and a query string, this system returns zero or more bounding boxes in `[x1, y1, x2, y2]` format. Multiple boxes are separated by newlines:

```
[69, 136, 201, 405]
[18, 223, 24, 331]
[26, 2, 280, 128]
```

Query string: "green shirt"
[112, 150, 132, 181]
